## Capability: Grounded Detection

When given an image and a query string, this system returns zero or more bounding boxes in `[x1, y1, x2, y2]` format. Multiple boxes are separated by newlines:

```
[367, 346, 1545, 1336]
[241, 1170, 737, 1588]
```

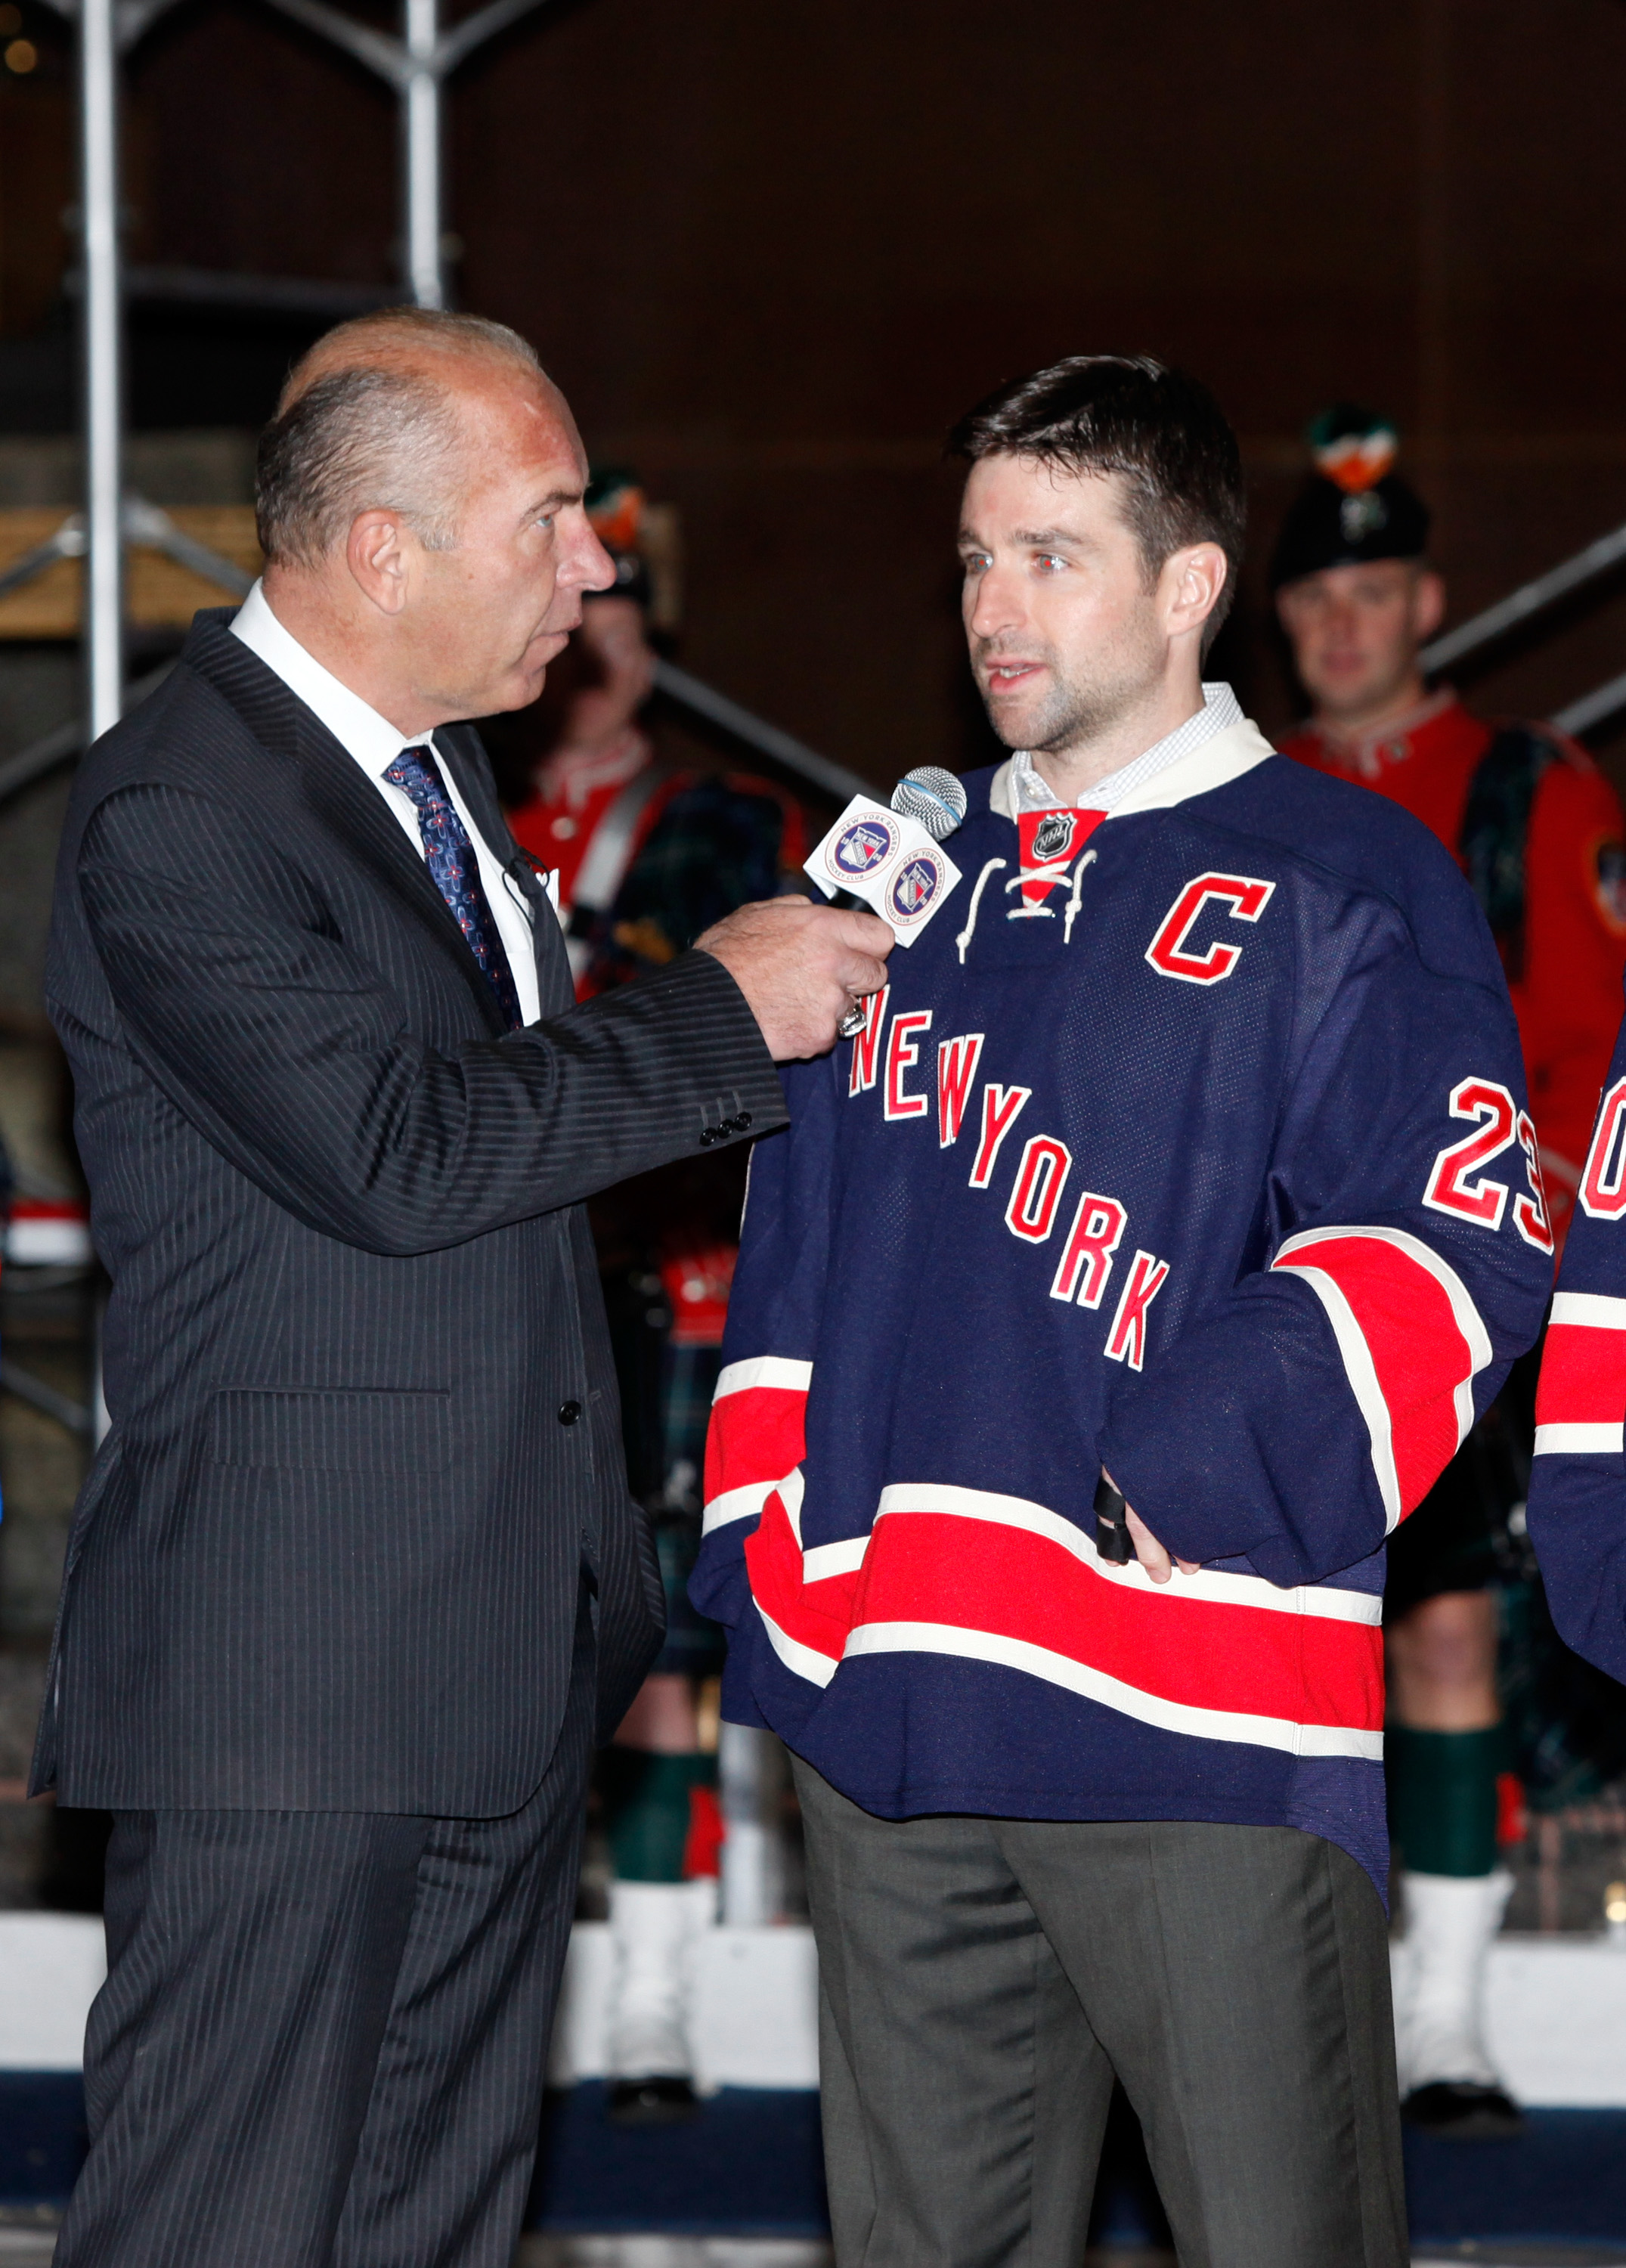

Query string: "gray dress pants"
[793, 1758, 1407, 2268]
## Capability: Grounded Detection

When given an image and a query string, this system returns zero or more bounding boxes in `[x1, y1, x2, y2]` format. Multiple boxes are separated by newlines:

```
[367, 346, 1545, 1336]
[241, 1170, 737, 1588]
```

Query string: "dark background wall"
[3, 0, 1625, 787]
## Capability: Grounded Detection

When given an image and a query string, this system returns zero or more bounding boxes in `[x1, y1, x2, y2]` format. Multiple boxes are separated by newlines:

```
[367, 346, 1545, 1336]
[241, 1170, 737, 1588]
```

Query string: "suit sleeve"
[1526, 996, 1626, 1680]
[70, 782, 785, 1256]
[1101, 913, 1556, 1585]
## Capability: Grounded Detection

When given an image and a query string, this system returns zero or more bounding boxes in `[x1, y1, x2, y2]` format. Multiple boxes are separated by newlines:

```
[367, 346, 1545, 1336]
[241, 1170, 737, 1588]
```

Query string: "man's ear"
[1165, 542, 1228, 643]
[1414, 569, 1447, 644]
[345, 509, 412, 618]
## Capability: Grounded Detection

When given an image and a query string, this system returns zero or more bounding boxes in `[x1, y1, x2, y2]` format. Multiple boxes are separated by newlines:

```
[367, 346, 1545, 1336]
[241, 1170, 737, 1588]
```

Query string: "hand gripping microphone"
[834, 768, 969, 1036]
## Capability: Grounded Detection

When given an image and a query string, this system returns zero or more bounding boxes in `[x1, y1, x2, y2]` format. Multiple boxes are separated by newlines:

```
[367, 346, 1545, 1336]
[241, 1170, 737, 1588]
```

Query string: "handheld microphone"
[833, 768, 968, 1036]
[891, 766, 968, 842]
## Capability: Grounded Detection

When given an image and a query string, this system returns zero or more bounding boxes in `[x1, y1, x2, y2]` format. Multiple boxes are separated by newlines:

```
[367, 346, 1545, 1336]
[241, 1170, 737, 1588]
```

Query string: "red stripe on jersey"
[843, 1510, 1383, 1734]
[1272, 1227, 1488, 1527]
[704, 1371, 810, 1517]
[744, 1487, 859, 1665]
[1534, 1297, 1626, 1452]
[1537, 1322, 1626, 1426]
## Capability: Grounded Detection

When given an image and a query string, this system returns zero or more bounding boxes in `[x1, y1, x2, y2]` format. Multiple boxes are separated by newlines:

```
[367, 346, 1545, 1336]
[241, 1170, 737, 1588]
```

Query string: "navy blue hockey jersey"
[1527, 993, 1626, 1681]
[691, 709, 1556, 1893]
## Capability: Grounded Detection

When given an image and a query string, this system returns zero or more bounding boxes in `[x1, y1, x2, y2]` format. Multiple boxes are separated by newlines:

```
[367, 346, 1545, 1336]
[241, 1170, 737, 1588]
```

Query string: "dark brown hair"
[947, 355, 1246, 651]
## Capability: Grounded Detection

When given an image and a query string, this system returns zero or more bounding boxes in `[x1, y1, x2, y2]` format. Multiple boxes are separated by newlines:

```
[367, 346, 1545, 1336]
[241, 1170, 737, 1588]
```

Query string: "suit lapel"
[184, 612, 511, 1038]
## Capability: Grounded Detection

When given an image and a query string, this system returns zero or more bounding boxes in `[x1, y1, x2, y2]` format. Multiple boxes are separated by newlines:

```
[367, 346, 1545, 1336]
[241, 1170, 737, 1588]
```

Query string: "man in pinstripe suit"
[37, 305, 890, 2267]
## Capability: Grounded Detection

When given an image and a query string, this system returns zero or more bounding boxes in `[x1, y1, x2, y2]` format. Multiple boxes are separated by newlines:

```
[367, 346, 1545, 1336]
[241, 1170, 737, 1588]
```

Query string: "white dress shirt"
[1007, 681, 1246, 813]
[231, 580, 541, 1025]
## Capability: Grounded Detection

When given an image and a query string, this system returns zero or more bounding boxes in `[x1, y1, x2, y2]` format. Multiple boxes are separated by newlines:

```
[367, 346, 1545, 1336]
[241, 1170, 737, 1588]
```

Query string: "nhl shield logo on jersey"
[833, 816, 899, 877]
[1030, 810, 1079, 865]
[1014, 807, 1106, 909]
[888, 852, 946, 929]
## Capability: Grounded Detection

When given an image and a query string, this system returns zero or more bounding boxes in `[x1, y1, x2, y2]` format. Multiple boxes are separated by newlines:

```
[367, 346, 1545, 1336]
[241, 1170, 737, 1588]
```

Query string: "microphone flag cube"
[804, 795, 962, 947]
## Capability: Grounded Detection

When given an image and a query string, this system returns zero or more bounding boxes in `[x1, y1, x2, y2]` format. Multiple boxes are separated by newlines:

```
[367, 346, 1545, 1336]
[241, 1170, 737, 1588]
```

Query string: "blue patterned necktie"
[383, 742, 525, 1030]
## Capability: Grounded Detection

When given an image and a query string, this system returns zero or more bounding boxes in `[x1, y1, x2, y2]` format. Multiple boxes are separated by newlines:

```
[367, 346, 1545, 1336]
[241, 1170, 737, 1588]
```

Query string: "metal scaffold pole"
[256, 0, 554, 309]
[79, 0, 125, 737]
[402, 0, 444, 308]
[7, 0, 872, 813]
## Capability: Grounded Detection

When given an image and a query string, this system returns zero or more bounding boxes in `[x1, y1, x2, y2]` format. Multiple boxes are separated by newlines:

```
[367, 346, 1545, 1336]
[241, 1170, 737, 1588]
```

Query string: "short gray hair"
[255, 307, 543, 569]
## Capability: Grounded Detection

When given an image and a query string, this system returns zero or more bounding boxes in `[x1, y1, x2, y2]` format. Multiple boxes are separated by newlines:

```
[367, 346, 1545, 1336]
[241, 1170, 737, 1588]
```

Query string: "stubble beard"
[977, 633, 1160, 761]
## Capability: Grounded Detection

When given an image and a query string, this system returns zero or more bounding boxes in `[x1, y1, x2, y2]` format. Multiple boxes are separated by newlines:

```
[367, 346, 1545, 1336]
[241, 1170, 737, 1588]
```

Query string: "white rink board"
[1479, 1937, 1626, 2107]
[0, 1915, 106, 2068]
[0, 1914, 1622, 2105]
[561, 1926, 1626, 2102]
[549, 1923, 819, 2091]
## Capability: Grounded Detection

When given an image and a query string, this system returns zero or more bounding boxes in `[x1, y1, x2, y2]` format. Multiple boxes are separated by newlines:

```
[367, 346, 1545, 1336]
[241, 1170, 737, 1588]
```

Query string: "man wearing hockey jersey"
[1275, 412, 1626, 2134]
[692, 357, 1554, 2268]
[1527, 1005, 1626, 1686]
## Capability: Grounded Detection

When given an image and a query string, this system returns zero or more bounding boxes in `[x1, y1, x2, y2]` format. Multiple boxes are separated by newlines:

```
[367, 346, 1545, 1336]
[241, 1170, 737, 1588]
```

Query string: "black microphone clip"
[1093, 1471, 1132, 1564]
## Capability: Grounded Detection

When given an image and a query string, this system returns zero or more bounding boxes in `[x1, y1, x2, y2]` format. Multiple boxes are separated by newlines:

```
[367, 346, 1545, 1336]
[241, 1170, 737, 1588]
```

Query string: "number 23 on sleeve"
[1424, 1077, 1553, 1253]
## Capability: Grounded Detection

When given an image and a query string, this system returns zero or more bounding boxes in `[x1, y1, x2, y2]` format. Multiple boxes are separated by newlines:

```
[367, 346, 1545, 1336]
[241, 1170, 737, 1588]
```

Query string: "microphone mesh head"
[891, 766, 968, 841]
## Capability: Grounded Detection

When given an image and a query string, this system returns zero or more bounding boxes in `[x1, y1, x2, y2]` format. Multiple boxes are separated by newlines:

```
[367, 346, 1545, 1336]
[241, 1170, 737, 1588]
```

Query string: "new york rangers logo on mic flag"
[807, 795, 962, 945]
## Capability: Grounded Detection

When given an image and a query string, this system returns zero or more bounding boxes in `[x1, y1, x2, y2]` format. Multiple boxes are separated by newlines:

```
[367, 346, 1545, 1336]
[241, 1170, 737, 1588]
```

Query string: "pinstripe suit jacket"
[33, 609, 786, 1814]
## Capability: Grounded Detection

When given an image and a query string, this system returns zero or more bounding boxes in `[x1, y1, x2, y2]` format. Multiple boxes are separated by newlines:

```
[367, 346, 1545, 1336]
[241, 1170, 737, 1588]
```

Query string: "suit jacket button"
[558, 1400, 583, 1425]
[732, 1112, 753, 1131]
